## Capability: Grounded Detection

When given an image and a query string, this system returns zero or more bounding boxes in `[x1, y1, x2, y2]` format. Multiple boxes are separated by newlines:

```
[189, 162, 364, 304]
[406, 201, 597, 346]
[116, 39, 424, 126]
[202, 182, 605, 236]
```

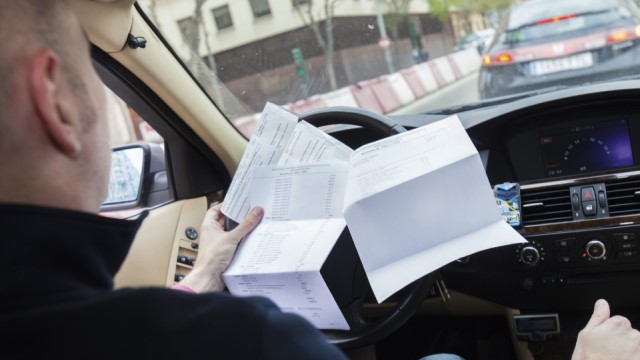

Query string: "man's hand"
[179, 204, 263, 293]
[572, 299, 640, 360]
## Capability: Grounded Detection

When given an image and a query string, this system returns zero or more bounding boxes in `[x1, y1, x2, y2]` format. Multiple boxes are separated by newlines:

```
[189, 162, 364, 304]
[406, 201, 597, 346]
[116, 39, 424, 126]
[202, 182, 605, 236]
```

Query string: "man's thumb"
[584, 299, 610, 330]
[232, 206, 264, 240]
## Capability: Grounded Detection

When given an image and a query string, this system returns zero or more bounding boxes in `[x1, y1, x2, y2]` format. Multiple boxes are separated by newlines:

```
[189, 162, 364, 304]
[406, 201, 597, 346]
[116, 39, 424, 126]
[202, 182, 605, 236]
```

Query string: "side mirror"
[100, 143, 172, 212]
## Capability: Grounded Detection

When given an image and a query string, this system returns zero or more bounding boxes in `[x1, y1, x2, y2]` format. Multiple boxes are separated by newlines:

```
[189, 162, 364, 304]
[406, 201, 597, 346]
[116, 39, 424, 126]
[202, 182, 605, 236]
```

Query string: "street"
[392, 71, 480, 115]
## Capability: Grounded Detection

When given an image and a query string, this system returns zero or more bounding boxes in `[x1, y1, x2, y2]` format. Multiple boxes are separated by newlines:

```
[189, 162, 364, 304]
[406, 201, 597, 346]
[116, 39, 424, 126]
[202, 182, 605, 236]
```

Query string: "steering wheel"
[298, 107, 437, 350]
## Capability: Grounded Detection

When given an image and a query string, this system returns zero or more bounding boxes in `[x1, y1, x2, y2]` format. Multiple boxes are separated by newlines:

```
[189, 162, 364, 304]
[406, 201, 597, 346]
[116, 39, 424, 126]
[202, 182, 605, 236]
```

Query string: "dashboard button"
[572, 194, 580, 211]
[582, 200, 597, 216]
[585, 240, 606, 259]
[613, 233, 636, 242]
[581, 187, 596, 202]
[520, 246, 540, 266]
[554, 239, 572, 248]
[619, 250, 638, 258]
[598, 191, 607, 209]
[618, 241, 638, 250]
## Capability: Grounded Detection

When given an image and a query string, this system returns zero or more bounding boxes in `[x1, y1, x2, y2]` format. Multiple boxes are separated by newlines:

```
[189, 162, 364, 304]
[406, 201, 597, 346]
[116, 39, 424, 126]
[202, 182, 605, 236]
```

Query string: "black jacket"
[0, 205, 347, 359]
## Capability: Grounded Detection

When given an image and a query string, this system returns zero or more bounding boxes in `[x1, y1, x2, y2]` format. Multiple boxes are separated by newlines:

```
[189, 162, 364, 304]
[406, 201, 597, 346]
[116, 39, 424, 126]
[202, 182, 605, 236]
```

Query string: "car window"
[105, 86, 163, 147]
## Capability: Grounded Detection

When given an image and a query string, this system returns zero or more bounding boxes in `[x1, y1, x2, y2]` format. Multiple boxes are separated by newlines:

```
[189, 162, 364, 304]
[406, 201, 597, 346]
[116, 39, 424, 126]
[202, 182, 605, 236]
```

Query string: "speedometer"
[561, 136, 611, 173]
[541, 119, 633, 177]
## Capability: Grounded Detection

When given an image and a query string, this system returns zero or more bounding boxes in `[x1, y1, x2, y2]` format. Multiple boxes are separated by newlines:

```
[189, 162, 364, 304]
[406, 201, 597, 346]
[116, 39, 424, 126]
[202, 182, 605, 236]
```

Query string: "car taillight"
[482, 51, 514, 67]
[536, 14, 576, 26]
[608, 28, 635, 44]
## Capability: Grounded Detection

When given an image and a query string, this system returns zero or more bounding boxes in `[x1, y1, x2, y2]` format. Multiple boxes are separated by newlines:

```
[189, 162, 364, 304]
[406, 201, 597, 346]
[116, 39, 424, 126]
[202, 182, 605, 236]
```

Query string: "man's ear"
[28, 49, 81, 157]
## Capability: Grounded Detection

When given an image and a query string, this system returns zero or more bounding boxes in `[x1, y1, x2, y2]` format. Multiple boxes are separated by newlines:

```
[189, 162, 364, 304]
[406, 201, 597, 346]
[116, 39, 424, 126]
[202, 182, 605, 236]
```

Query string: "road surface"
[392, 72, 480, 115]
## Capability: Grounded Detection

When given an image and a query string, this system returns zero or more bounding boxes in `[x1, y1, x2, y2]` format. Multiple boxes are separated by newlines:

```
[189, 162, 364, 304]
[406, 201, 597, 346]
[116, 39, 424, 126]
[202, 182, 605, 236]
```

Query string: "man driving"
[0, 1, 345, 358]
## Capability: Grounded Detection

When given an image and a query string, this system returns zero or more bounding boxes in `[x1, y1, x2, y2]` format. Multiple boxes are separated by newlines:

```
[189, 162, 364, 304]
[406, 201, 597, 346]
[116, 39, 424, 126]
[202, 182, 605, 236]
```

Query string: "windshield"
[137, 0, 640, 135]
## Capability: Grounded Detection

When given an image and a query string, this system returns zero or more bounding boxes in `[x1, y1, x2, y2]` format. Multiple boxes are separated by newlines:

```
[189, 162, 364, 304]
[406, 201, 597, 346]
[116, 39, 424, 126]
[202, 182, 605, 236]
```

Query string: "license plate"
[530, 52, 594, 76]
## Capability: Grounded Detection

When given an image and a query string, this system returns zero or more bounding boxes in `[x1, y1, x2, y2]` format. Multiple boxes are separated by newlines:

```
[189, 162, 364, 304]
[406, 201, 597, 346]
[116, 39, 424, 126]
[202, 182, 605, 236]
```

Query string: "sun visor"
[69, 0, 135, 53]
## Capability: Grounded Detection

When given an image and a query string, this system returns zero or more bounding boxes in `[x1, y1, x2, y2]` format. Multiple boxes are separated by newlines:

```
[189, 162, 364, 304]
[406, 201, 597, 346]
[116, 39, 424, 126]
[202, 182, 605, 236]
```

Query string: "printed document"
[343, 116, 526, 302]
[222, 103, 526, 328]
[223, 104, 353, 329]
[224, 163, 350, 330]
[222, 103, 299, 223]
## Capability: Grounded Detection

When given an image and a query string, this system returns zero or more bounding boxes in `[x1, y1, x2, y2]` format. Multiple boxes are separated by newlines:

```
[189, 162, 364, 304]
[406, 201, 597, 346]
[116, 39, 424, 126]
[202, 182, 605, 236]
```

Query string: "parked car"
[454, 28, 496, 54]
[479, 0, 640, 99]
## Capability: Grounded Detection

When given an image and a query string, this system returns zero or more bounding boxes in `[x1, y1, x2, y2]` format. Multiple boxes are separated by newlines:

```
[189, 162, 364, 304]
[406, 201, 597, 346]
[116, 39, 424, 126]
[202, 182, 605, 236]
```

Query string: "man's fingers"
[230, 206, 264, 241]
[204, 203, 228, 228]
[584, 299, 611, 330]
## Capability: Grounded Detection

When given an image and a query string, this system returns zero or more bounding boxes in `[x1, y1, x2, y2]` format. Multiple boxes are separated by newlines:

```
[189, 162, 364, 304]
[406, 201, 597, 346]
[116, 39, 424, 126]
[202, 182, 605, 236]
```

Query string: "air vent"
[606, 178, 640, 216]
[521, 187, 572, 226]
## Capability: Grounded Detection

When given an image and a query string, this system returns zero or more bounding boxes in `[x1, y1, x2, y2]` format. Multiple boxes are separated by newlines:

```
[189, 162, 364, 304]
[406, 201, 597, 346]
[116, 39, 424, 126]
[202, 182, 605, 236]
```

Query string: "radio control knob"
[585, 240, 606, 260]
[520, 246, 540, 266]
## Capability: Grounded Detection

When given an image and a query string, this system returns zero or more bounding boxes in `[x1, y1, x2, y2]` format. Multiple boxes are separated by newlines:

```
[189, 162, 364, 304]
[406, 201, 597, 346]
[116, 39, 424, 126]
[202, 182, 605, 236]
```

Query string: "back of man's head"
[0, 0, 111, 213]
[1, 1, 89, 121]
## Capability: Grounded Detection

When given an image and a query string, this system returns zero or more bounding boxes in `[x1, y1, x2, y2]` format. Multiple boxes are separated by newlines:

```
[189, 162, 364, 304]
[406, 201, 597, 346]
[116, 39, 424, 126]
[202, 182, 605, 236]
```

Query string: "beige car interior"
[70, 0, 533, 358]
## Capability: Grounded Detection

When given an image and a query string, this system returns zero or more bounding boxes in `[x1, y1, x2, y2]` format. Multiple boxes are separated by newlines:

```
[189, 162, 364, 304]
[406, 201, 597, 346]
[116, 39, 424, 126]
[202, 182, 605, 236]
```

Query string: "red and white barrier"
[289, 96, 328, 114]
[350, 82, 385, 114]
[432, 57, 457, 84]
[320, 87, 360, 108]
[446, 55, 463, 79]
[400, 67, 428, 99]
[387, 73, 417, 105]
[415, 63, 440, 93]
[450, 48, 482, 76]
[369, 77, 403, 113]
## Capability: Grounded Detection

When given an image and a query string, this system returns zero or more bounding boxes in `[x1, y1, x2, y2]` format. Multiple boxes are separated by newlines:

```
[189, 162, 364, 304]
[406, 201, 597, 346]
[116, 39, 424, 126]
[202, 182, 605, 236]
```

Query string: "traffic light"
[291, 47, 306, 77]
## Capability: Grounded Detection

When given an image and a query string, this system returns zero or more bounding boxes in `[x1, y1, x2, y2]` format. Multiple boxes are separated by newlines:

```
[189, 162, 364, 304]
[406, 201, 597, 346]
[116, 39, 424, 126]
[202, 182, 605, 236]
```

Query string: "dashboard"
[331, 79, 640, 340]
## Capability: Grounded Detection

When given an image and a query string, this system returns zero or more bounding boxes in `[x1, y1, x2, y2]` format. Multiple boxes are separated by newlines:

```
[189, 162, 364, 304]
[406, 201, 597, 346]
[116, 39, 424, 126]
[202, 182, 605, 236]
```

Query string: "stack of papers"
[222, 103, 526, 330]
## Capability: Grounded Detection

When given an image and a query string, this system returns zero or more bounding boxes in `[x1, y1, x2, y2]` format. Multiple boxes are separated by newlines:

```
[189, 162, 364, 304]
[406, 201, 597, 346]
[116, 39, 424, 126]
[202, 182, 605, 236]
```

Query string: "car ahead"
[479, 0, 640, 99]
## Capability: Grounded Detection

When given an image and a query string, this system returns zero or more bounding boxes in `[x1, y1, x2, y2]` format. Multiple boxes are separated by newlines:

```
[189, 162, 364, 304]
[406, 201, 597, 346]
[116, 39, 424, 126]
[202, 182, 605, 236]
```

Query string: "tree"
[179, 1, 250, 117]
[383, 0, 412, 42]
[294, 0, 341, 92]
[382, 0, 412, 65]
[427, 0, 516, 34]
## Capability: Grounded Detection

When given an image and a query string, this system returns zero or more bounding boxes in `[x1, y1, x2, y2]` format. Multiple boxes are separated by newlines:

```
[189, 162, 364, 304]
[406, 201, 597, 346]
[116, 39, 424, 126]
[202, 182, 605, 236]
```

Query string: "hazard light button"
[581, 187, 596, 202]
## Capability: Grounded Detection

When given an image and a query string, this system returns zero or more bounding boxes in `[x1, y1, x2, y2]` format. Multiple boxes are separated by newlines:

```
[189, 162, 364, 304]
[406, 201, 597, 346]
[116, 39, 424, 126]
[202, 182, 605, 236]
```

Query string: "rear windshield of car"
[503, 0, 629, 43]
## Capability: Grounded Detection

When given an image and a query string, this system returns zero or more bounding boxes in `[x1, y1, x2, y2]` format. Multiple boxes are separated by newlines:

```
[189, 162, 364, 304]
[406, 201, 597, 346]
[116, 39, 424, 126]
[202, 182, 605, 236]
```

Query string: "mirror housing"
[100, 143, 172, 212]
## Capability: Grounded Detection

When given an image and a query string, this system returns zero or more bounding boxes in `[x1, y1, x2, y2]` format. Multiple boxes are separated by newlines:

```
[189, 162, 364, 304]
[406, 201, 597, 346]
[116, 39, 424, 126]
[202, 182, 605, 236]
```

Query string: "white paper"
[343, 115, 527, 302]
[224, 163, 350, 330]
[278, 121, 353, 166]
[222, 103, 298, 222]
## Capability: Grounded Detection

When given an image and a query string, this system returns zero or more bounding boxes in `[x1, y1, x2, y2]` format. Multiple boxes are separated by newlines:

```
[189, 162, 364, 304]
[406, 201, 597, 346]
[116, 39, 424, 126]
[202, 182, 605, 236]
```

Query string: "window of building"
[177, 17, 197, 40]
[250, 0, 271, 18]
[292, 0, 310, 7]
[213, 5, 233, 30]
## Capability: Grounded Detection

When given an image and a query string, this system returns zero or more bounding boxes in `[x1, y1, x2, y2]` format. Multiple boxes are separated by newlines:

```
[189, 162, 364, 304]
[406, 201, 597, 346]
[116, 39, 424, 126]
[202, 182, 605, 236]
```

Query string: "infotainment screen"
[541, 119, 634, 177]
